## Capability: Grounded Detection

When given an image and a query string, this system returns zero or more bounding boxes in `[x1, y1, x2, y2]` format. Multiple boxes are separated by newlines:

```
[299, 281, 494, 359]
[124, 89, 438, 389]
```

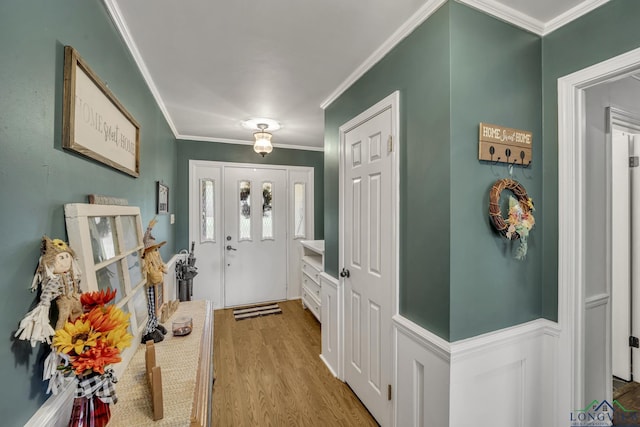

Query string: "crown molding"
[102, 0, 179, 137]
[456, 0, 545, 34]
[320, 0, 448, 110]
[543, 0, 610, 35]
[176, 134, 324, 152]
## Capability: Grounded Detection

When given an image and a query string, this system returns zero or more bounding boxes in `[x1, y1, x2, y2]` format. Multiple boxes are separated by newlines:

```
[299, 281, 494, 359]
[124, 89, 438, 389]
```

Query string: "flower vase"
[68, 395, 111, 427]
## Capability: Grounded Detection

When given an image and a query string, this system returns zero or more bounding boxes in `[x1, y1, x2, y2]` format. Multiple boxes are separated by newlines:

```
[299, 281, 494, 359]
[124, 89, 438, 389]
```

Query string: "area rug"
[233, 303, 282, 320]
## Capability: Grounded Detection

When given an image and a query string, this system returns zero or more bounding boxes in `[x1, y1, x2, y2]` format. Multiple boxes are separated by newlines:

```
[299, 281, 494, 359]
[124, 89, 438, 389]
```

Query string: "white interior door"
[342, 97, 397, 426]
[224, 166, 287, 307]
[631, 134, 640, 379]
[612, 129, 634, 381]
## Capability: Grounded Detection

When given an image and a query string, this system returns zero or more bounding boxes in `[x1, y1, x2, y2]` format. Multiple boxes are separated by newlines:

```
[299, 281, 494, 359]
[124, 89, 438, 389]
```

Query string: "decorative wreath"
[489, 179, 535, 260]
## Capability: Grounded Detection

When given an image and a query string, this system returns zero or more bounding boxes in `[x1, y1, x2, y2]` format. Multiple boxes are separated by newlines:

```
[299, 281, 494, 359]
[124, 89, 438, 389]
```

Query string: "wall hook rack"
[478, 123, 532, 167]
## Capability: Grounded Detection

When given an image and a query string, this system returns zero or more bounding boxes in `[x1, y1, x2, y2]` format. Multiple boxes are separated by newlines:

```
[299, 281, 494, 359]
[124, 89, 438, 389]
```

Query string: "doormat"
[233, 303, 282, 320]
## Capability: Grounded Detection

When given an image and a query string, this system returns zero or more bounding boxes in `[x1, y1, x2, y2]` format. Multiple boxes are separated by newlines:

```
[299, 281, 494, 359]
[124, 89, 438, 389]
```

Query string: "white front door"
[224, 166, 287, 307]
[342, 93, 397, 426]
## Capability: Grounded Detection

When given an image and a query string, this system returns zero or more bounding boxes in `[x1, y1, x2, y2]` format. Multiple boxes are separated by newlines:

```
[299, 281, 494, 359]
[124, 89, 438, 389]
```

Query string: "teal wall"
[541, 0, 640, 321]
[0, 1, 177, 425]
[175, 141, 324, 251]
[325, 1, 544, 341]
[325, 3, 452, 339]
[449, 3, 542, 340]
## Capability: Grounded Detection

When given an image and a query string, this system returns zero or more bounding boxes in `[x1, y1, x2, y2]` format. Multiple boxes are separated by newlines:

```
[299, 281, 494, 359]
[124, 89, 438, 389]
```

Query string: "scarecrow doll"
[16, 236, 83, 347]
[141, 218, 168, 343]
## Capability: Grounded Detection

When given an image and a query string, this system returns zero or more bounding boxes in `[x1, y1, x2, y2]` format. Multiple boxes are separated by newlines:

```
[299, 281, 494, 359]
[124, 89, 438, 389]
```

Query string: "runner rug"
[233, 303, 282, 320]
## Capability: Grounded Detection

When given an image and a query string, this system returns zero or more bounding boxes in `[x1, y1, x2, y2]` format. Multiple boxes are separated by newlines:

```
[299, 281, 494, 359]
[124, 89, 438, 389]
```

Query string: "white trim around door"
[339, 90, 400, 426]
[188, 160, 314, 309]
[557, 46, 640, 427]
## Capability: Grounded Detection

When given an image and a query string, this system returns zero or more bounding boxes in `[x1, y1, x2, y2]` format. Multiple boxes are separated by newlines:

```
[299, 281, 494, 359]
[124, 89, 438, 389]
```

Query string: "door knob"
[340, 268, 350, 278]
[226, 245, 237, 251]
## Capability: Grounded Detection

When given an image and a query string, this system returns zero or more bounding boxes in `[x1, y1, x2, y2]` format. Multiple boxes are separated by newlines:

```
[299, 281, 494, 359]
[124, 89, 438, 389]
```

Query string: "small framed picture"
[157, 182, 169, 214]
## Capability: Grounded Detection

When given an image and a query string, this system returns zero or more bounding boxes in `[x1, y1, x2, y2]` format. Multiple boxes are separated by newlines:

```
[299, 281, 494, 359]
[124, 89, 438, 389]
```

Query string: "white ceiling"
[104, 0, 610, 151]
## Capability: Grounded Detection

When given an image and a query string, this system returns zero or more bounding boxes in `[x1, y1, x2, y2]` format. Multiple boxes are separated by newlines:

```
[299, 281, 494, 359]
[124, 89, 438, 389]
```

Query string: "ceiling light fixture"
[253, 123, 273, 157]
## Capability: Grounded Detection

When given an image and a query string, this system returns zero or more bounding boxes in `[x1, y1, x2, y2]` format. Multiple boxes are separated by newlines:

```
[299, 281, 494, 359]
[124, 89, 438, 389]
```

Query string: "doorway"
[339, 91, 399, 426]
[188, 161, 314, 309]
[557, 46, 640, 425]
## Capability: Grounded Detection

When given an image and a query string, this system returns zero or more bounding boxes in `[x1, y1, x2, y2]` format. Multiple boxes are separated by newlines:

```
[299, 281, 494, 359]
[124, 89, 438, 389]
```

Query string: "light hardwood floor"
[213, 299, 378, 426]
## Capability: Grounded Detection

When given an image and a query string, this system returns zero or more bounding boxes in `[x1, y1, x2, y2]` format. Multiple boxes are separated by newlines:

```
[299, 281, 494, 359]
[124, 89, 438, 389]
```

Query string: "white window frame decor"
[64, 203, 148, 374]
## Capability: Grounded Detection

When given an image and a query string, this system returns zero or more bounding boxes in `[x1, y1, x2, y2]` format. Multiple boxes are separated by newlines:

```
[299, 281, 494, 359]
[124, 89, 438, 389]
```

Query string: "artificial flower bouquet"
[52, 288, 133, 377]
[505, 195, 535, 260]
[48, 289, 133, 426]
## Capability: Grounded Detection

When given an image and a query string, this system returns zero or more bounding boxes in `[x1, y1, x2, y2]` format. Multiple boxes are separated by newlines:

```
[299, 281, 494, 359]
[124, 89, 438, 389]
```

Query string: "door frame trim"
[338, 90, 400, 424]
[188, 160, 314, 308]
[557, 46, 640, 425]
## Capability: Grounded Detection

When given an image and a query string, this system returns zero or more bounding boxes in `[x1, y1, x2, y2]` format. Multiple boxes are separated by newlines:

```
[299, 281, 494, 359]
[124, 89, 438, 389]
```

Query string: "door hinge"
[388, 384, 392, 401]
[387, 135, 393, 153]
[630, 336, 639, 348]
[630, 156, 639, 168]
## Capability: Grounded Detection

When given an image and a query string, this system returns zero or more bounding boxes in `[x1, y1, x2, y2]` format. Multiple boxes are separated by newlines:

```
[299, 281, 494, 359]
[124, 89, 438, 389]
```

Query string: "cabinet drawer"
[302, 289, 321, 322]
[302, 272, 321, 299]
[301, 259, 322, 283]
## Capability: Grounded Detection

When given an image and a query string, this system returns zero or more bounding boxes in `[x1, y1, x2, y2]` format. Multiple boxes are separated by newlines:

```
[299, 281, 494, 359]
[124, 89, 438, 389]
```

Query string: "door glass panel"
[96, 261, 124, 304]
[294, 183, 306, 238]
[119, 302, 134, 336]
[126, 251, 143, 288]
[262, 182, 274, 240]
[89, 217, 119, 263]
[131, 286, 148, 331]
[121, 216, 139, 252]
[239, 180, 251, 241]
[200, 179, 215, 242]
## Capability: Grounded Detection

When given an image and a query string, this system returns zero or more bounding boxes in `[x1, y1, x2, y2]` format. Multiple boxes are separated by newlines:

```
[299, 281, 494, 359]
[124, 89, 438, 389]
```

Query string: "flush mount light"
[253, 123, 273, 157]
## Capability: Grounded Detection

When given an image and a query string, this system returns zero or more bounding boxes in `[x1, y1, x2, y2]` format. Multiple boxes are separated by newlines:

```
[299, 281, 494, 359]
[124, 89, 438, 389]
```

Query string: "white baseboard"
[393, 315, 560, 427]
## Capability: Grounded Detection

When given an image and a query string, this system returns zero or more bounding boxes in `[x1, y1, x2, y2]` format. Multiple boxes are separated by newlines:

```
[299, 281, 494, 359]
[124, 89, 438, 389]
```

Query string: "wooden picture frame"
[62, 46, 141, 177]
[157, 182, 169, 214]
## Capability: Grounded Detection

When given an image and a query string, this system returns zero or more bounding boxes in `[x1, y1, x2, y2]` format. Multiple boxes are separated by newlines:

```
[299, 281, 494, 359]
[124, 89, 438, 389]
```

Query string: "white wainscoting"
[393, 315, 560, 427]
[165, 253, 187, 301]
[394, 315, 451, 427]
[320, 272, 342, 378]
[25, 253, 184, 427]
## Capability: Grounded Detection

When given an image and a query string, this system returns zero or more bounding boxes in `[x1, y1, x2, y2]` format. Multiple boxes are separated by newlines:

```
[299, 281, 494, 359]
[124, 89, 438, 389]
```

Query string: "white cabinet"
[300, 240, 323, 322]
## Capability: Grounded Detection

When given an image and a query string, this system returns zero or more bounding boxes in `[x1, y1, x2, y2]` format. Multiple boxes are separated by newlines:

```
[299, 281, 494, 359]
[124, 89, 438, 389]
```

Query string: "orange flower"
[81, 289, 117, 309]
[86, 305, 121, 333]
[71, 340, 121, 375]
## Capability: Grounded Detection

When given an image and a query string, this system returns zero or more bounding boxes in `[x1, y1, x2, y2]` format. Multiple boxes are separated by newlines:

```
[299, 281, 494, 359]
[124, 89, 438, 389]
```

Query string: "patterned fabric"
[39, 270, 79, 306]
[145, 285, 158, 334]
[75, 369, 118, 404]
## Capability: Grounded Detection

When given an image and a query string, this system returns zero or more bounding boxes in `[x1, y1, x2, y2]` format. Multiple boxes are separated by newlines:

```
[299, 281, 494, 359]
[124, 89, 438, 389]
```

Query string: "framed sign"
[157, 182, 169, 214]
[62, 46, 141, 177]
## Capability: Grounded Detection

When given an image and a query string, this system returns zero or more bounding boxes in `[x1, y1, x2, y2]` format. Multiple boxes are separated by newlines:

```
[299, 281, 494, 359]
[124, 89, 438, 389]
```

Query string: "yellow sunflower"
[103, 325, 133, 351]
[53, 318, 100, 355]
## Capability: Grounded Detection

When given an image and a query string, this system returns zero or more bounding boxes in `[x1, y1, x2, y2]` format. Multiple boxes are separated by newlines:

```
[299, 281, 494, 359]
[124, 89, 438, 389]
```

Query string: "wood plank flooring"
[614, 380, 640, 425]
[213, 299, 378, 426]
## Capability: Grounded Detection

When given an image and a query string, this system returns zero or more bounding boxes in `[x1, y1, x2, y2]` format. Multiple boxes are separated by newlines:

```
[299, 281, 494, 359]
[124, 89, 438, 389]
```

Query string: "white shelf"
[300, 240, 324, 322]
